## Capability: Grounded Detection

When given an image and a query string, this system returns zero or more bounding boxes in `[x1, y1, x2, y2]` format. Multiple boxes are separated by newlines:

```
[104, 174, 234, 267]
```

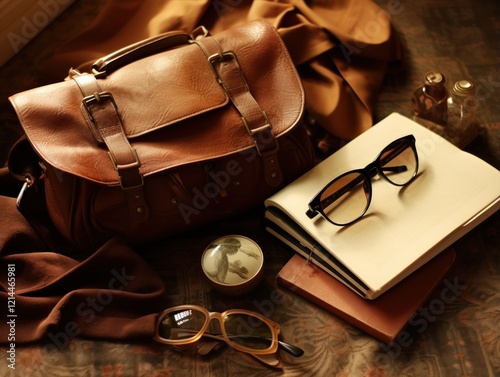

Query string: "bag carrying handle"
[91, 31, 191, 77]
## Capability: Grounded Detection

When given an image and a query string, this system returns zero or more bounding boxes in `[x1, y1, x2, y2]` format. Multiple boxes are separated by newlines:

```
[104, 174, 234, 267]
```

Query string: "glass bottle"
[411, 71, 448, 125]
[447, 79, 477, 130]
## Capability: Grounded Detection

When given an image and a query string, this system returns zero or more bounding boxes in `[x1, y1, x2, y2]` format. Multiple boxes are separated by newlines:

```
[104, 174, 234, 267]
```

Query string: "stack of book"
[266, 113, 499, 343]
[0, 0, 75, 67]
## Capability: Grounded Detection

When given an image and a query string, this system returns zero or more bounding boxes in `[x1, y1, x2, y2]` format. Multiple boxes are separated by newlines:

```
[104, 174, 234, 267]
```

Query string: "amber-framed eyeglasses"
[153, 305, 302, 357]
[306, 134, 419, 226]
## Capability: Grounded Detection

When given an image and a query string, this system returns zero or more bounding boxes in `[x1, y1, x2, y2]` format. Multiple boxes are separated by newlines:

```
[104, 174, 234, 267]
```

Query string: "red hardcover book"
[277, 248, 456, 344]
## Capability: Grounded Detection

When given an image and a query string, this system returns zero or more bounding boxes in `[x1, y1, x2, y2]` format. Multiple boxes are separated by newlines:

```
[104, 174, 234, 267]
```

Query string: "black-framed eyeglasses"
[306, 134, 419, 226]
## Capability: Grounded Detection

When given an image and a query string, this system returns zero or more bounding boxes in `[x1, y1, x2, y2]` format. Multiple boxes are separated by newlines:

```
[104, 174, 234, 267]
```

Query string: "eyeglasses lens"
[380, 140, 418, 185]
[158, 308, 206, 341]
[224, 313, 274, 351]
[319, 172, 369, 225]
[318, 138, 417, 225]
[158, 309, 275, 352]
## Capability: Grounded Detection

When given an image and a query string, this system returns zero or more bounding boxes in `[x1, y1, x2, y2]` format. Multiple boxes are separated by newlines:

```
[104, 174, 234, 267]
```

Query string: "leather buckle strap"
[241, 114, 279, 157]
[197, 39, 283, 186]
[82, 92, 144, 190]
[206, 50, 279, 152]
[73, 74, 149, 223]
[81, 91, 115, 143]
[107, 147, 144, 190]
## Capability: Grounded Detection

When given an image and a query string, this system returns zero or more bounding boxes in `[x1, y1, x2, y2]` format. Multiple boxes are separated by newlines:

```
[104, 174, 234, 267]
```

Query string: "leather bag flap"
[9, 21, 304, 186]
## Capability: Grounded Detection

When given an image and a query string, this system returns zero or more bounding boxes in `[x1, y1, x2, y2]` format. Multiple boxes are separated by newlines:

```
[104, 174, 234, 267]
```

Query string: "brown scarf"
[0, 196, 166, 344]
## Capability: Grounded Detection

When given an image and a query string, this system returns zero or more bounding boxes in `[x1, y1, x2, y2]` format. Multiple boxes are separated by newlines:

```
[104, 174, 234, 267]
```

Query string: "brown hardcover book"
[277, 248, 456, 344]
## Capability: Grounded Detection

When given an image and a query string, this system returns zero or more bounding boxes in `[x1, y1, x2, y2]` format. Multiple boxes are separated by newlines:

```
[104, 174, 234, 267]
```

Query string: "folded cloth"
[0, 196, 167, 344]
[44, 0, 402, 141]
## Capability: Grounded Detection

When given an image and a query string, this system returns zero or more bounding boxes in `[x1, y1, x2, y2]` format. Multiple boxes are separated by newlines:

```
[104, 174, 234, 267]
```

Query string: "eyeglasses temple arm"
[275, 338, 304, 356]
[380, 165, 407, 173]
[306, 164, 408, 217]
[251, 353, 283, 369]
[211, 332, 304, 357]
[307, 138, 412, 218]
[312, 174, 366, 214]
[192, 338, 283, 369]
[170, 329, 304, 357]
[305, 208, 318, 218]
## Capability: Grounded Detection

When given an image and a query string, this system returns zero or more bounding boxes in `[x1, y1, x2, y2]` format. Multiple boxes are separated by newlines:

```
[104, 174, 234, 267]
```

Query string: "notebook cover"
[276, 248, 456, 344]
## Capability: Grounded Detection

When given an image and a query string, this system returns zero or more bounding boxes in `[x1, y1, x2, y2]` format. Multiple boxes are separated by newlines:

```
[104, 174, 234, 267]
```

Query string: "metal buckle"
[117, 173, 145, 191]
[207, 51, 278, 157]
[189, 25, 210, 41]
[208, 50, 240, 82]
[82, 91, 117, 123]
[253, 137, 279, 157]
[242, 112, 278, 156]
[107, 149, 144, 190]
[107, 148, 141, 171]
[242, 111, 272, 136]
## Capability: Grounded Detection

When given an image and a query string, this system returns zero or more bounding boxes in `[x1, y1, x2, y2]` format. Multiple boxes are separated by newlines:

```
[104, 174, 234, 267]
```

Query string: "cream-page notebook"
[265, 113, 499, 299]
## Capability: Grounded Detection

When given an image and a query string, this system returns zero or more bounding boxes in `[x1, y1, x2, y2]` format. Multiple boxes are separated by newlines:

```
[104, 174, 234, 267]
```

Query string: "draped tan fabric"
[46, 0, 402, 140]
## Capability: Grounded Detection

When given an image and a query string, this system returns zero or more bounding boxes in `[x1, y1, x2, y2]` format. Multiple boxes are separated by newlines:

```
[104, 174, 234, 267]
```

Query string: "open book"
[265, 113, 499, 299]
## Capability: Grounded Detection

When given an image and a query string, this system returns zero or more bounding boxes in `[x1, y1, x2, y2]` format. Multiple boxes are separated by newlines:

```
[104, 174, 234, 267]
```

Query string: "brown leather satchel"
[8, 20, 315, 252]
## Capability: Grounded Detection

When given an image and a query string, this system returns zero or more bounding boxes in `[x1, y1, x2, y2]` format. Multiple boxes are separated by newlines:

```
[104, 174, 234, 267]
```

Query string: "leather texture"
[9, 20, 315, 251]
